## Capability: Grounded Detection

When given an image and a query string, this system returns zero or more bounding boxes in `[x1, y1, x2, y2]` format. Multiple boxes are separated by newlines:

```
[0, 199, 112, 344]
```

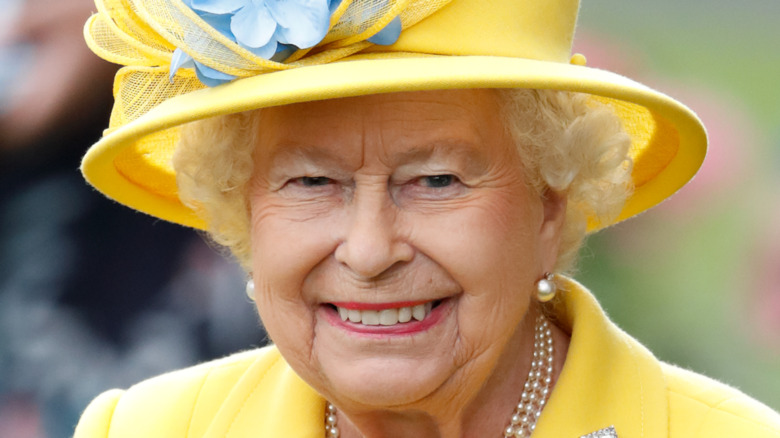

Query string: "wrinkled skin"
[248, 89, 568, 437]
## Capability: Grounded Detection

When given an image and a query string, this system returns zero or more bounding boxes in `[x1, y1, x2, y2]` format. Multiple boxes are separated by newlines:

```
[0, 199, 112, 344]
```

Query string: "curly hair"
[497, 90, 633, 271]
[173, 89, 632, 273]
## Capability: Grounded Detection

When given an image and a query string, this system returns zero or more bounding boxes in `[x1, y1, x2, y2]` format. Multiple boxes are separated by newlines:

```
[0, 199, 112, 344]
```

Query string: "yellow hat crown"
[86, 0, 587, 128]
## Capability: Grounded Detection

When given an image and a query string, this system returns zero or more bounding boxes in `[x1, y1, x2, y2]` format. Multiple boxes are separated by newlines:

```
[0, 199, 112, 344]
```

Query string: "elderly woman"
[75, 0, 780, 437]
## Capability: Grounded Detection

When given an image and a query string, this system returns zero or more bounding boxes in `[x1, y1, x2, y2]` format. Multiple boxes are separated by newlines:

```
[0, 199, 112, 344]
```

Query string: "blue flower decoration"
[170, 0, 402, 86]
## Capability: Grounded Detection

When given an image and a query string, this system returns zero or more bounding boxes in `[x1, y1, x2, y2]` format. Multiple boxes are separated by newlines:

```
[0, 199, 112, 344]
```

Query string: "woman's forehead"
[255, 89, 516, 167]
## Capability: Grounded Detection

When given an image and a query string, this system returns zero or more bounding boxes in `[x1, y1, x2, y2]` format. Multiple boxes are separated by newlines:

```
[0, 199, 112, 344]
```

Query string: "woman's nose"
[334, 187, 413, 279]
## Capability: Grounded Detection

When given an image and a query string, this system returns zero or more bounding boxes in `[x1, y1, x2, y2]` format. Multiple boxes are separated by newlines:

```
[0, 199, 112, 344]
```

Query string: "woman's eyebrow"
[265, 143, 348, 168]
[391, 142, 490, 172]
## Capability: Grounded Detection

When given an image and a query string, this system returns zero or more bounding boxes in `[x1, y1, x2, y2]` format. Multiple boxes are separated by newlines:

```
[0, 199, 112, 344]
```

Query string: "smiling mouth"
[329, 300, 444, 326]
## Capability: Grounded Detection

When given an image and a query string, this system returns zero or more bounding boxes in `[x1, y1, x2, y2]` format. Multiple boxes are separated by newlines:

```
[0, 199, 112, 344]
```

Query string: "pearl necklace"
[324, 314, 554, 438]
[504, 314, 554, 437]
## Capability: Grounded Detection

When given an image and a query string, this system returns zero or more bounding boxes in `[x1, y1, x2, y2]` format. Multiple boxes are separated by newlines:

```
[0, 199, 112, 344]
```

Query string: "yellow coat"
[73, 279, 780, 437]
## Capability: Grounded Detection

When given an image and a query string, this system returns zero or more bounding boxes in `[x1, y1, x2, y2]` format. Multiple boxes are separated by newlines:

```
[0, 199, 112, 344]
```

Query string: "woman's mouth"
[322, 299, 449, 334]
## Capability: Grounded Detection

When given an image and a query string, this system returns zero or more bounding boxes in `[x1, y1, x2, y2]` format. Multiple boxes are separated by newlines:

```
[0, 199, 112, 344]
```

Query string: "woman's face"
[249, 89, 565, 410]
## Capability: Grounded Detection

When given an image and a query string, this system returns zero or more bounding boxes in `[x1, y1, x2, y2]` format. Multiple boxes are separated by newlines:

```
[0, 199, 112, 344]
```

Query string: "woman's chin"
[319, 356, 452, 407]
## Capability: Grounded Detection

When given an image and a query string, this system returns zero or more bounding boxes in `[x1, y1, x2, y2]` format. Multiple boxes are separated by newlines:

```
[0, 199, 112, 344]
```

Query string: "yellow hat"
[82, 0, 706, 232]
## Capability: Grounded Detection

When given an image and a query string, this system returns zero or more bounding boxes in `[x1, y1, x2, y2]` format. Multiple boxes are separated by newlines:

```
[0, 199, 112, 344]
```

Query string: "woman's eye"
[279, 176, 338, 196]
[397, 173, 466, 202]
[298, 176, 333, 187]
[420, 175, 457, 188]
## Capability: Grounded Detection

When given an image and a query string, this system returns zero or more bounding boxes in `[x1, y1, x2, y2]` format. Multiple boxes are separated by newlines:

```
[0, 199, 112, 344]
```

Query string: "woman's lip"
[328, 300, 431, 311]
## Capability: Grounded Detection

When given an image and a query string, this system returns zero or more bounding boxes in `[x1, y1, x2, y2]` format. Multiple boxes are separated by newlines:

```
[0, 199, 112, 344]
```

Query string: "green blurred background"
[577, 0, 780, 410]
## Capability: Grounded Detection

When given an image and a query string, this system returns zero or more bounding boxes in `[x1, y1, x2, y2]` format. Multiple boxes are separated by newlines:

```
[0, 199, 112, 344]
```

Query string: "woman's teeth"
[337, 302, 434, 326]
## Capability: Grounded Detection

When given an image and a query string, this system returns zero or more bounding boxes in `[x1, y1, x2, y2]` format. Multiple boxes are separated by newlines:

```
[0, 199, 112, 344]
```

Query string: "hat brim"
[81, 54, 706, 231]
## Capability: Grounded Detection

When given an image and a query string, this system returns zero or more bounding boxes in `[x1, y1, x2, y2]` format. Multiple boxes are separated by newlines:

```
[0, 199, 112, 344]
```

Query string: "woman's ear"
[539, 188, 567, 271]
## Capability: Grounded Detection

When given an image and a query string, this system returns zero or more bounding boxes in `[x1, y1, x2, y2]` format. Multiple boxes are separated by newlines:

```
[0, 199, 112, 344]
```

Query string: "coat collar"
[202, 277, 668, 438]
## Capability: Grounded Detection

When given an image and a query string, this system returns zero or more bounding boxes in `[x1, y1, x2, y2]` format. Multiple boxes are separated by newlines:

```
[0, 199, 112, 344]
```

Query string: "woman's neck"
[334, 307, 570, 438]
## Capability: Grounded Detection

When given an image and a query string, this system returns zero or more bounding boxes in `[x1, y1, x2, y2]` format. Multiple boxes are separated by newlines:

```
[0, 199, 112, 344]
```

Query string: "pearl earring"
[246, 279, 255, 300]
[536, 273, 556, 302]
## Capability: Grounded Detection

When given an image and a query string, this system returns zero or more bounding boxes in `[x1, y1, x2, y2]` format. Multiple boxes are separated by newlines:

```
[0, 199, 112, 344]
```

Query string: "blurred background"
[576, 0, 780, 411]
[0, 0, 778, 436]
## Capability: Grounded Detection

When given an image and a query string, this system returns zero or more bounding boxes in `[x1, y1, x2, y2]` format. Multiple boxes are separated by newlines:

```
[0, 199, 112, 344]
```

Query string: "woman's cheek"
[412, 193, 537, 288]
[255, 213, 338, 270]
